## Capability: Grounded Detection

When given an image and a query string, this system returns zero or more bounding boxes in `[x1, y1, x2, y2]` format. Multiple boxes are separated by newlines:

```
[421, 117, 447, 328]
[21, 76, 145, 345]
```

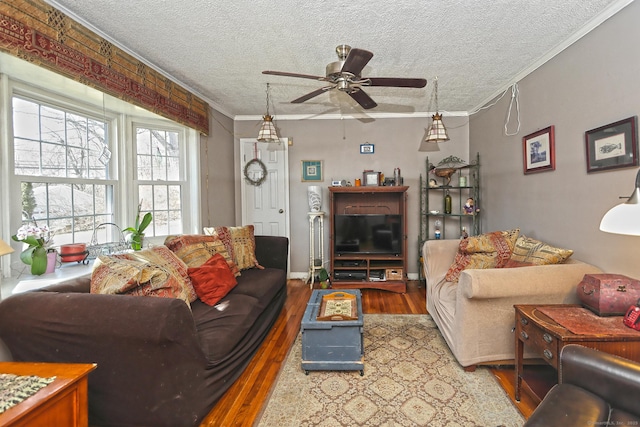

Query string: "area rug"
[257, 314, 524, 427]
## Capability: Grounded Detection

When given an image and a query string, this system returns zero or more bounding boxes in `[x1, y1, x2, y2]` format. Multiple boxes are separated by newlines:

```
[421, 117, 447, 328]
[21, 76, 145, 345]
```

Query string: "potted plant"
[12, 222, 54, 275]
[318, 268, 331, 289]
[124, 204, 152, 251]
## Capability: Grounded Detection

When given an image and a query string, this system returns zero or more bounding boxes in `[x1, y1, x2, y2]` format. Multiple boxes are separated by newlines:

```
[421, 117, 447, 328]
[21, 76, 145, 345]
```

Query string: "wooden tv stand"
[329, 186, 408, 293]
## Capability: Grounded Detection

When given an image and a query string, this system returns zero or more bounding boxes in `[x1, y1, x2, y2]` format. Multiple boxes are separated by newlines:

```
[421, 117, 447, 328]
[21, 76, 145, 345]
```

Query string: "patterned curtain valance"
[0, 0, 209, 135]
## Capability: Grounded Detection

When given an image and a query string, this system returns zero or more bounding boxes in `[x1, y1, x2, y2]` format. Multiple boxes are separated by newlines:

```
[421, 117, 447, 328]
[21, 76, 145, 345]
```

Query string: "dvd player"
[334, 271, 367, 281]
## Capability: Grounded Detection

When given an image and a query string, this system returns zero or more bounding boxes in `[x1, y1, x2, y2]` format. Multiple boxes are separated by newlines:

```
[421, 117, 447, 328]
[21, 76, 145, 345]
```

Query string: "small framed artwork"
[585, 116, 638, 173]
[301, 160, 323, 182]
[363, 171, 380, 186]
[360, 143, 375, 154]
[523, 126, 555, 174]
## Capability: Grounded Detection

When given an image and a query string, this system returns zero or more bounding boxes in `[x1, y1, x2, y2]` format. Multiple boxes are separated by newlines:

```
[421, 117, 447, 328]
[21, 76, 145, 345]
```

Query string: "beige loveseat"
[422, 239, 602, 370]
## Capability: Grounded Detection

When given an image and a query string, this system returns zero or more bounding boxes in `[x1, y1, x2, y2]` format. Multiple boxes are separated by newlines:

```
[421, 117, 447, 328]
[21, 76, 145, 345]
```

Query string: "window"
[1, 54, 200, 289]
[134, 126, 184, 236]
[12, 96, 115, 245]
[6, 90, 197, 252]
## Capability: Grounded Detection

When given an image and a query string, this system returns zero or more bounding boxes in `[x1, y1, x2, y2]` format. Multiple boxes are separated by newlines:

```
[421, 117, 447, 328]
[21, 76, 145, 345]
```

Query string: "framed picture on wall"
[302, 160, 323, 182]
[360, 143, 375, 154]
[523, 126, 555, 174]
[585, 116, 638, 173]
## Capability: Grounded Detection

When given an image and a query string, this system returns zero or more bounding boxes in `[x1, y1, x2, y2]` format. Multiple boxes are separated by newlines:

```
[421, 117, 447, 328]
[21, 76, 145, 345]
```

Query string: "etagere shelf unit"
[419, 153, 481, 281]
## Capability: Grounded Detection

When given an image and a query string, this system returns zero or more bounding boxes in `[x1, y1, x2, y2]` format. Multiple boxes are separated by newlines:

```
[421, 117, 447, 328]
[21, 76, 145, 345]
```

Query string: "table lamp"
[0, 238, 15, 300]
[600, 169, 640, 235]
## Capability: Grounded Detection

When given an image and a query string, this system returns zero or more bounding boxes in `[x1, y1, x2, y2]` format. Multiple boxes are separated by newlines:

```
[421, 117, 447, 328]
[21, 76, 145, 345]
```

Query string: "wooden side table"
[514, 304, 640, 403]
[0, 362, 96, 427]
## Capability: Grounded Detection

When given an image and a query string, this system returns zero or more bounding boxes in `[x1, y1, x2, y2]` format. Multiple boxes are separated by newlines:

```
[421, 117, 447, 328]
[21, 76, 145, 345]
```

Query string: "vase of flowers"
[12, 222, 54, 275]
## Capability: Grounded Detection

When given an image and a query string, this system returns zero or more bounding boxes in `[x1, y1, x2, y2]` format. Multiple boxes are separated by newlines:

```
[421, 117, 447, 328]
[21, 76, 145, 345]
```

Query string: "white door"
[240, 138, 289, 238]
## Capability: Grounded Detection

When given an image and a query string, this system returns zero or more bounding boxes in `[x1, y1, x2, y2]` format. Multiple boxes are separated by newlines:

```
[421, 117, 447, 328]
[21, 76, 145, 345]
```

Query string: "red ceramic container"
[60, 243, 87, 262]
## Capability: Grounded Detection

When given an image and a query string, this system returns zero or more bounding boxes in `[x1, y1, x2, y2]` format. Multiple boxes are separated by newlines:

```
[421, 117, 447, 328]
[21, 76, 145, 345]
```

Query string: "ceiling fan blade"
[341, 48, 373, 76]
[349, 89, 377, 109]
[262, 70, 325, 81]
[367, 77, 427, 88]
[291, 87, 332, 103]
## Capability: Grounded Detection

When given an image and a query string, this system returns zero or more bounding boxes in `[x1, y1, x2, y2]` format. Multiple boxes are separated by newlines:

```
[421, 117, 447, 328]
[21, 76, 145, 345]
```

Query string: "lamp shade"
[257, 115, 279, 142]
[0, 238, 14, 257]
[600, 170, 640, 236]
[600, 188, 640, 235]
[424, 113, 450, 143]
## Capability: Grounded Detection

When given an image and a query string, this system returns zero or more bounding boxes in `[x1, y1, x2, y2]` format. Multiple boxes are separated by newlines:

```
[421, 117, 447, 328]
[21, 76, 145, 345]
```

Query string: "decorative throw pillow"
[164, 234, 240, 276]
[228, 225, 262, 270]
[204, 225, 263, 270]
[203, 226, 235, 262]
[90, 245, 197, 306]
[445, 229, 520, 283]
[187, 253, 238, 306]
[507, 235, 573, 266]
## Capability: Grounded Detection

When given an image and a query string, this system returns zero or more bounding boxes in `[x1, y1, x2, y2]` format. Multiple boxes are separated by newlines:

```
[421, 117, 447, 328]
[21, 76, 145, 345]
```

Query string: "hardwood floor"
[200, 280, 535, 426]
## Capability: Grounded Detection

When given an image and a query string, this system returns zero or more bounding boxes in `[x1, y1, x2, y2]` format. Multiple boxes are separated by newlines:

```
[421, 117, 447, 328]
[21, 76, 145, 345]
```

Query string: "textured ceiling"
[45, 0, 630, 119]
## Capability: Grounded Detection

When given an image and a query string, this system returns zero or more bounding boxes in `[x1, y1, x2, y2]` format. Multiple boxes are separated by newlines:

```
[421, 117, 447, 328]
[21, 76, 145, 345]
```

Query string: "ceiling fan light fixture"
[262, 45, 426, 110]
[257, 83, 280, 143]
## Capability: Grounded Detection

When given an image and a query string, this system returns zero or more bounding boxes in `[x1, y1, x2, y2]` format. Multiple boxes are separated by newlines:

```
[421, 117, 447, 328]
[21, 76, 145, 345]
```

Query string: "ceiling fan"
[262, 44, 427, 110]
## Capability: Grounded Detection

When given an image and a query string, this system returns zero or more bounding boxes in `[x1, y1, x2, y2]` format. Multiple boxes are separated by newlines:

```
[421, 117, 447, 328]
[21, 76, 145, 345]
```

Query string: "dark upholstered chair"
[524, 344, 640, 426]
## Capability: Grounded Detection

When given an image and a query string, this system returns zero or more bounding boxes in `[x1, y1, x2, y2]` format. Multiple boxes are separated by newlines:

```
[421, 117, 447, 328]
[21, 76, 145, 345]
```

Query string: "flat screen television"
[334, 214, 402, 255]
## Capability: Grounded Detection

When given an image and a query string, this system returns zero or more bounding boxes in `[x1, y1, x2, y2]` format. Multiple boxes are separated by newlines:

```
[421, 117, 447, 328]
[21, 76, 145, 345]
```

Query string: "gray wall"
[234, 116, 470, 275]
[469, 0, 640, 278]
[200, 109, 236, 227]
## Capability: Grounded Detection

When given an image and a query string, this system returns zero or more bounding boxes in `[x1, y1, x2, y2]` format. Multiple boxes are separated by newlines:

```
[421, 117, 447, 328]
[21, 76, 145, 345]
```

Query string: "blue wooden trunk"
[301, 289, 364, 374]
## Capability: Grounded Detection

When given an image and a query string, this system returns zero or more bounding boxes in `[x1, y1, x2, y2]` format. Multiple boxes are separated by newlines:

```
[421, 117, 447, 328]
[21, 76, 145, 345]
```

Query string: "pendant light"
[424, 77, 449, 144]
[257, 83, 280, 143]
[600, 169, 640, 235]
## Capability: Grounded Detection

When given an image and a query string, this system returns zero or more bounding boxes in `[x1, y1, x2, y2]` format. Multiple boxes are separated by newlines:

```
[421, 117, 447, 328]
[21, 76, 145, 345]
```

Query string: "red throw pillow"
[187, 253, 238, 306]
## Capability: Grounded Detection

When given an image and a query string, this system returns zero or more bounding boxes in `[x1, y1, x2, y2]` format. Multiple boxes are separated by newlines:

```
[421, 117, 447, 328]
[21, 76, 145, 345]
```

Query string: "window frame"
[0, 67, 201, 280]
[128, 119, 190, 238]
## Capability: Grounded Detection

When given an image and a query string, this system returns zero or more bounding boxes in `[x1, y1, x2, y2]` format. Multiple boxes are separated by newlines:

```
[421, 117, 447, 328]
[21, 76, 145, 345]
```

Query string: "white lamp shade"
[257, 115, 279, 142]
[424, 113, 450, 143]
[600, 189, 640, 235]
[0, 238, 14, 257]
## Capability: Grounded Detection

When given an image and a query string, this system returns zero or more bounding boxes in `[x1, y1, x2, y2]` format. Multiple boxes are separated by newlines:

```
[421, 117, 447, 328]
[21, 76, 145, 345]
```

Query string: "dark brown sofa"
[0, 235, 288, 427]
[524, 344, 640, 426]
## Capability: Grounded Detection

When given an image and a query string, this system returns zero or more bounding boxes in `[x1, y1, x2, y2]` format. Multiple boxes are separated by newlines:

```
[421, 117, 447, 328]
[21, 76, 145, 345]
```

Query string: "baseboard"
[289, 272, 419, 280]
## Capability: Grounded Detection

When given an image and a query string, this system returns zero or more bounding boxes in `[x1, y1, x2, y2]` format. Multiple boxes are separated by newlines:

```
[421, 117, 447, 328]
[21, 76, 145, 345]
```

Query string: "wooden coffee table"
[514, 304, 640, 403]
[0, 362, 96, 427]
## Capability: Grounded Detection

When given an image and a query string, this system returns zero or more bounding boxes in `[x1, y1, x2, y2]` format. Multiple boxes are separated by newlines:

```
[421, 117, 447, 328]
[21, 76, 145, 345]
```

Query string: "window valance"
[0, 0, 209, 135]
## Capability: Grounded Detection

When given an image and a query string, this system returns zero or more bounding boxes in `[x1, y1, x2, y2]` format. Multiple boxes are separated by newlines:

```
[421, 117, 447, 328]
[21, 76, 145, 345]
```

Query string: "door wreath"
[244, 158, 268, 186]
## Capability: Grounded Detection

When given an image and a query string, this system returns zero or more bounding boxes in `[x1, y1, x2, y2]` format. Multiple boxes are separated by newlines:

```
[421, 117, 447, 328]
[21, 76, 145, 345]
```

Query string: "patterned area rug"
[258, 314, 524, 427]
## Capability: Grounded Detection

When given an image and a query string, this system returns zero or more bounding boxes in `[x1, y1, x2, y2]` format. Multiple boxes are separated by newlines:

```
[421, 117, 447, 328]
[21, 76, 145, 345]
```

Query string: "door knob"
[279, 209, 284, 213]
